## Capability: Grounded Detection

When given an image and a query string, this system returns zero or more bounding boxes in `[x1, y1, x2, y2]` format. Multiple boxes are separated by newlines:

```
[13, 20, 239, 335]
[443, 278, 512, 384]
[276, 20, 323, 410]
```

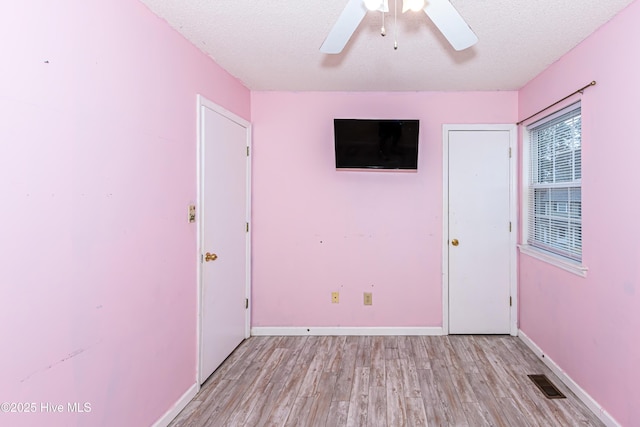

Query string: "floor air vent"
[528, 374, 566, 399]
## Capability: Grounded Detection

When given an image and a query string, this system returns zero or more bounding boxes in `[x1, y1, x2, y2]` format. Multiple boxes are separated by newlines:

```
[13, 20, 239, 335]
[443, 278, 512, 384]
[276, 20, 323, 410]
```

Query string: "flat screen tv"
[334, 119, 419, 170]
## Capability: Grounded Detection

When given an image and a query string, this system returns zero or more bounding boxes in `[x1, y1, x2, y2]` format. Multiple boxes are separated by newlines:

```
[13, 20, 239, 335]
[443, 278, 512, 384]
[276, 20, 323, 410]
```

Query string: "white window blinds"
[527, 103, 582, 261]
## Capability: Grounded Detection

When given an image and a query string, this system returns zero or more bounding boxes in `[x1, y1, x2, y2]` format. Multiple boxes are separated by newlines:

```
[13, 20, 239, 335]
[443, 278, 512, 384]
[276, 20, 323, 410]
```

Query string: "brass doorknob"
[451, 239, 459, 246]
[205, 252, 218, 262]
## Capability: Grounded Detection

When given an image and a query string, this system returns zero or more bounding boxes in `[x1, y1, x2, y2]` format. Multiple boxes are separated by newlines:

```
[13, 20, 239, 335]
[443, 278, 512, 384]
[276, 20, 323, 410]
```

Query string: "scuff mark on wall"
[20, 341, 100, 383]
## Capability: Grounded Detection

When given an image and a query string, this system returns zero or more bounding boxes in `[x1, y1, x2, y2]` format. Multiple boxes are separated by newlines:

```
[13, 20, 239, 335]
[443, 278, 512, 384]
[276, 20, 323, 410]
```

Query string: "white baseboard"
[250, 326, 444, 336]
[152, 382, 199, 427]
[518, 330, 620, 427]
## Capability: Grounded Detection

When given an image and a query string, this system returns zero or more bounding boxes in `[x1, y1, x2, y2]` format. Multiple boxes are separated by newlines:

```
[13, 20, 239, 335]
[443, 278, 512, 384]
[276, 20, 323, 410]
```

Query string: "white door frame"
[196, 95, 251, 383]
[441, 124, 518, 336]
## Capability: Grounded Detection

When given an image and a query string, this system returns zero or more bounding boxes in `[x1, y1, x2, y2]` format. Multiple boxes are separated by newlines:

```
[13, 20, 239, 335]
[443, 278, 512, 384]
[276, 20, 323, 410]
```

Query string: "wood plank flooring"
[169, 335, 603, 427]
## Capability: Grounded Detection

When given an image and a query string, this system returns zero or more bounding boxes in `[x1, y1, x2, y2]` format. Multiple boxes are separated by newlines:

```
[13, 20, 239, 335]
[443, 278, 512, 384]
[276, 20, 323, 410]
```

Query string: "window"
[526, 103, 582, 263]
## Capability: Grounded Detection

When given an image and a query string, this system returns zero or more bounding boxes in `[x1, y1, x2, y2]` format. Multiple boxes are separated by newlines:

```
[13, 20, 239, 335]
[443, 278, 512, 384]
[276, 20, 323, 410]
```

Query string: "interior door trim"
[196, 95, 252, 384]
[441, 124, 518, 336]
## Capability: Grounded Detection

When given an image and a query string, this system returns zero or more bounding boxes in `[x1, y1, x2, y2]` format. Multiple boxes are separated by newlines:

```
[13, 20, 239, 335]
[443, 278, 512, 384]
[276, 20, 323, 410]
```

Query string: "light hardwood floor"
[169, 335, 603, 426]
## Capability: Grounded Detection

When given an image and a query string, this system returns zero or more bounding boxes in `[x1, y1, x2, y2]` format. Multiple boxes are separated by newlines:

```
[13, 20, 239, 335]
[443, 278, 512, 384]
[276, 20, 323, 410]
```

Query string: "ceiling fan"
[320, 0, 477, 54]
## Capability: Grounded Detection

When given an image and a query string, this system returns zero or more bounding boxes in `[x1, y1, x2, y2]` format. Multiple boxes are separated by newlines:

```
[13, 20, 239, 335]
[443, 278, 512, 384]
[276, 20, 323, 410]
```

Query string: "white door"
[199, 99, 250, 383]
[446, 127, 514, 334]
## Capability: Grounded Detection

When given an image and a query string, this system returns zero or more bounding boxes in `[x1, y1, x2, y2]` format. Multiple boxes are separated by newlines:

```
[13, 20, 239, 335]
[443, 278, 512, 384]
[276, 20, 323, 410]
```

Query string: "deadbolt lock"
[451, 239, 459, 246]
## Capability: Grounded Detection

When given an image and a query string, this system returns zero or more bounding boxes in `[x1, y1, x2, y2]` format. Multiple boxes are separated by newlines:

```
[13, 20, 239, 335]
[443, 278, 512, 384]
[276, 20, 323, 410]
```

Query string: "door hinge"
[247, 146, 250, 157]
[509, 147, 512, 158]
[510, 296, 512, 307]
[246, 222, 249, 232]
[509, 221, 512, 232]
[245, 298, 249, 309]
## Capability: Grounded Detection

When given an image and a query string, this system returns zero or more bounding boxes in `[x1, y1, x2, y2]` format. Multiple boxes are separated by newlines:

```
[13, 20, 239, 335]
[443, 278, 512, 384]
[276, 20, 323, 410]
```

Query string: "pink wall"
[0, 1, 249, 426]
[518, 1, 640, 425]
[251, 92, 517, 328]
[6, 0, 635, 423]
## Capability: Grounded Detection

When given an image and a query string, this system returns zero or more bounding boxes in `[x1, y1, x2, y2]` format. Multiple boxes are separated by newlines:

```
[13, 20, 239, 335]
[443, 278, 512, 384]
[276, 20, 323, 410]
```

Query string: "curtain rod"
[516, 81, 596, 125]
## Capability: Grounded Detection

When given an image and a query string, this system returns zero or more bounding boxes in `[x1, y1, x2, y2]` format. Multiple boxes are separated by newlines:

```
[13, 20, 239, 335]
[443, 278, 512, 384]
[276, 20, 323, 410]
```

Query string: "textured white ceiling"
[138, 0, 635, 91]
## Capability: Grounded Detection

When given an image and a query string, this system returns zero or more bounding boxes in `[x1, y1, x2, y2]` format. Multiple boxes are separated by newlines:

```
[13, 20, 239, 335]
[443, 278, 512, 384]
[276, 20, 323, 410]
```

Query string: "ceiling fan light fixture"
[321, 0, 476, 54]
[364, 0, 384, 11]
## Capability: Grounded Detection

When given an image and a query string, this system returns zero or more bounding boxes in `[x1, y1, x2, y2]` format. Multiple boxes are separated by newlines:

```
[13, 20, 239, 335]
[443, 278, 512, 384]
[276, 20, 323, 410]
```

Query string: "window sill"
[518, 245, 588, 278]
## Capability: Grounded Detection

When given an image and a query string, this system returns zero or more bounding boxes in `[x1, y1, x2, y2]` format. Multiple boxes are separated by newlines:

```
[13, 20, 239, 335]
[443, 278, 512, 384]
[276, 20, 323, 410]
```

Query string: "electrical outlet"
[331, 292, 339, 304]
[364, 292, 373, 306]
[188, 204, 196, 223]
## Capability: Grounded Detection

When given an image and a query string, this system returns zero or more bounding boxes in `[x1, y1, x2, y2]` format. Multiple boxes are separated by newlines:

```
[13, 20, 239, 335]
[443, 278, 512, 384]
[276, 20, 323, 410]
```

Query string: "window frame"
[520, 102, 588, 277]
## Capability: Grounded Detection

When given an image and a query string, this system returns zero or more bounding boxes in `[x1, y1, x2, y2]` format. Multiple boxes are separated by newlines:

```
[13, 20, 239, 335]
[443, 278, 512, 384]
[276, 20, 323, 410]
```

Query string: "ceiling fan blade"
[423, 0, 477, 51]
[320, 0, 368, 54]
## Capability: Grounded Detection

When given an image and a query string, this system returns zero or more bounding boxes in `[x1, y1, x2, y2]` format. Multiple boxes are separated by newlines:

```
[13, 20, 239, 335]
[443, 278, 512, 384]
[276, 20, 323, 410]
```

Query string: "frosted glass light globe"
[364, 0, 384, 11]
[404, 0, 425, 12]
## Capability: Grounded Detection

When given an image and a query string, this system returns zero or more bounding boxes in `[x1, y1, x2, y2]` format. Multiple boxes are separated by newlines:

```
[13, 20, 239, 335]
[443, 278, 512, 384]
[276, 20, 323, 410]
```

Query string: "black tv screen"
[334, 119, 419, 170]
